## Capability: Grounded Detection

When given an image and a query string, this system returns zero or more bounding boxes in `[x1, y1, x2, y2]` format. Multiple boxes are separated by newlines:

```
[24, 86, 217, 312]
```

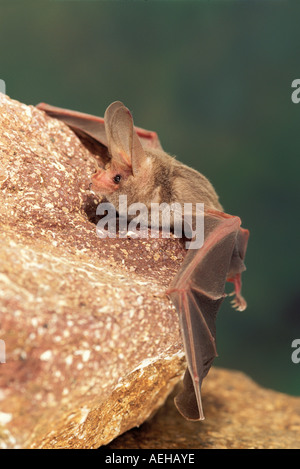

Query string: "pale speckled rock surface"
[0, 94, 187, 449]
[107, 368, 300, 449]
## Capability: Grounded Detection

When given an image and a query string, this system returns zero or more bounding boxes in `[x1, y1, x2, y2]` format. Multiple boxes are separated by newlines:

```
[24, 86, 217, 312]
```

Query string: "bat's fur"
[92, 104, 223, 216]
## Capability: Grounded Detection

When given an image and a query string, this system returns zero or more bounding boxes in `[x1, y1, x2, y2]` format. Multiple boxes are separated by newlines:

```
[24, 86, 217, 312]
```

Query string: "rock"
[0, 94, 187, 449]
[107, 368, 300, 449]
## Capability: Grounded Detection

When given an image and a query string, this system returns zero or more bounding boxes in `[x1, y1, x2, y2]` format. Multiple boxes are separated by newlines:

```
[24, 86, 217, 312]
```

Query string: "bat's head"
[91, 160, 132, 197]
[91, 101, 166, 208]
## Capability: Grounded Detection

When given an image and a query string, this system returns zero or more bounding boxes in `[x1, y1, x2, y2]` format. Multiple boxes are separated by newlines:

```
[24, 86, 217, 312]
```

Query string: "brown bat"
[36, 100, 249, 421]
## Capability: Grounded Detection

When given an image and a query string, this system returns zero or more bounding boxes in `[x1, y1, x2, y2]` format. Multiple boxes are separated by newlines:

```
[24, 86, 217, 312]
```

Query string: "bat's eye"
[113, 174, 122, 184]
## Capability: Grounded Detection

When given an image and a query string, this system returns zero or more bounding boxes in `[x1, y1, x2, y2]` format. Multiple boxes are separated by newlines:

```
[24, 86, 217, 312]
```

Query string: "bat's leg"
[228, 273, 247, 311]
[167, 214, 247, 421]
[227, 226, 249, 311]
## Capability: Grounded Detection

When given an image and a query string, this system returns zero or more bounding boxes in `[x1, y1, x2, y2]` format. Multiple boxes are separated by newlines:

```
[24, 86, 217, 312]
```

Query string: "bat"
[36, 100, 249, 421]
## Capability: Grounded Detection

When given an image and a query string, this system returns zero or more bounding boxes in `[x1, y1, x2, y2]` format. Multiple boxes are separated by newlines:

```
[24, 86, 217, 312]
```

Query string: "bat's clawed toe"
[228, 272, 247, 311]
[230, 293, 247, 311]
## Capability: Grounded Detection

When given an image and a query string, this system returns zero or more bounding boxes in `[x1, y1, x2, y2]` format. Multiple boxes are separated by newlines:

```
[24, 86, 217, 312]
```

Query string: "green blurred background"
[0, 0, 299, 396]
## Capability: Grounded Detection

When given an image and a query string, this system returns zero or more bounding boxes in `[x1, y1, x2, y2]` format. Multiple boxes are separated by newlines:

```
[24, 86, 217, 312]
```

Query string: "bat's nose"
[92, 168, 102, 181]
[91, 169, 117, 194]
[91, 169, 105, 190]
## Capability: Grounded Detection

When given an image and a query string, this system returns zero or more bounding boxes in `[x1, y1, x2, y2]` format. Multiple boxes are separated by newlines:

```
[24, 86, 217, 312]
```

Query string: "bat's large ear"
[104, 101, 147, 175]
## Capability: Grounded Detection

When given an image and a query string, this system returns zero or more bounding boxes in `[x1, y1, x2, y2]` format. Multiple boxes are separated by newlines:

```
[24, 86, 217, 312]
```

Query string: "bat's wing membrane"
[36, 102, 108, 147]
[167, 211, 249, 420]
[36, 102, 162, 151]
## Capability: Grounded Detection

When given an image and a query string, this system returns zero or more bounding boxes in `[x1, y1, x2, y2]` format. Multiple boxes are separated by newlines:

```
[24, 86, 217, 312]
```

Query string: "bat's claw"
[230, 293, 247, 311]
[227, 273, 247, 311]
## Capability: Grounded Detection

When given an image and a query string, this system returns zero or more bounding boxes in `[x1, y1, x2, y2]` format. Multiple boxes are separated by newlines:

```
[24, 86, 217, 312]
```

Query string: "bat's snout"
[91, 168, 117, 194]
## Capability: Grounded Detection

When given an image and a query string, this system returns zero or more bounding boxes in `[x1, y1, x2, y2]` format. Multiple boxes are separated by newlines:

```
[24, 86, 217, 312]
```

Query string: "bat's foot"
[227, 273, 247, 311]
[229, 291, 247, 311]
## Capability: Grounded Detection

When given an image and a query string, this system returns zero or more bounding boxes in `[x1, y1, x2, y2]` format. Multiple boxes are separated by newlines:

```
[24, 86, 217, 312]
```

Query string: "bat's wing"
[36, 102, 108, 147]
[167, 210, 249, 421]
[36, 102, 162, 150]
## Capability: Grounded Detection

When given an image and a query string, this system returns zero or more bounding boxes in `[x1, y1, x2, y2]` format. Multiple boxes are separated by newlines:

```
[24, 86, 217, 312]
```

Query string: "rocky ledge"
[107, 368, 300, 449]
